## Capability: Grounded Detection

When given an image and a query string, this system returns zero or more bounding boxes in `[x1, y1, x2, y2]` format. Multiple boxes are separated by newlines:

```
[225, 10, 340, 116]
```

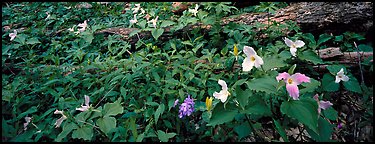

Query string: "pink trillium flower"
[313, 94, 333, 114]
[54, 110, 67, 128]
[9, 30, 17, 41]
[276, 72, 310, 100]
[76, 95, 90, 112]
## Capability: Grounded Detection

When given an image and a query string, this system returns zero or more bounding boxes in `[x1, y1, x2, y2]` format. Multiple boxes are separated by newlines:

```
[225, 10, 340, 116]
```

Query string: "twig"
[94, 86, 116, 108]
[353, 42, 364, 84]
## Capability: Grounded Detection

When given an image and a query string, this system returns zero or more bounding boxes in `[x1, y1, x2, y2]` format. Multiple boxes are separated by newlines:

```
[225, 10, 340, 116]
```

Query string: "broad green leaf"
[246, 75, 278, 94]
[299, 50, 324, 64]
[129, 117, 138, 140]
[96, 117, 116, 135]
[234, 123, 251, 140]
[103, 98, 124, 117]
[154, 103, 165, 125]
[288, 64, 296, 75]
[358, 44, 373, 52]
[322, 107, 338, 121]
[151, 28, 164, 40]
[322, 74, 339, 92]
[72, 125, 93, 141]
[306, 117, 335, 142]
[207, 103, 237, 126]
[17, 106, 38, 120]
[160, 20, 176, 28]
[26, 37, 41, 45]
[235, 86, 251, 108]
[326, 65, 346, 76]
[343, 75, 362, 93]
[281, 98, 319, 134]
[317, 33, 332, 46]
[273, 119, 289, 142]
[241, 94, 272, 116]
[300, 78, 321, 94]
[129, 29, 142, 38]
[225, 56, 234, 70]
[55, 123, 78, 142]
[262, 55, 288, 71]
[157, 130, 177, 142]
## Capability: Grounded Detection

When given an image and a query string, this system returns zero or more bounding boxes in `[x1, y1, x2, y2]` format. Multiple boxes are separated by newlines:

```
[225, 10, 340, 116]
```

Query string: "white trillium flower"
[335, 68, 349, 83]
[45, 12, 50, 20]
[77, 20, 88, 32]
[23, 117, 32, 130]
[148, 16, 159, 28]
[213, 79, 230, 103]
[132, 4, 141, 14]
[9, 30, 17, 41]
[188, 4, 199, 17]
[54, 110, 67, 128]
[242, 46, 264, 72]
[140, 8, 145, 15]
[130, 14, 138, 25]
[283, 37, 305, 57]
[76, 95, 91, 112]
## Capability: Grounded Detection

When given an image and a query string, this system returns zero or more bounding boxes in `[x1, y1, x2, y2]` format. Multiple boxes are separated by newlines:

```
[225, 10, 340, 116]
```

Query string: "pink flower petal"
[286, 84, 299, 100]
[319, 101, 333, 110]
[291, 73, 310, 85]
[283, 37, 293, 47]
[276, 72, 290, 82]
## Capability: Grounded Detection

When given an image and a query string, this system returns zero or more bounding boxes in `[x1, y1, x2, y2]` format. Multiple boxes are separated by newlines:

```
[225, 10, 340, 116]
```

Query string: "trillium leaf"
[305, 117, 335, 142]
[322, 73, 339, 92]
[322, 107, 338, 121]
[273, 119, 289, 142]
[299, 50, 324, 65]
[160, 20, 175, 28]
[343, 75, 362, 93]
[235, 85, 251, 108]
[151, 28, 164, 40]
[234, 123, 251, 140]
[26, 37, 41, 45]
[103, 98, 124, 117]
[300, 78, 321, 94]
[246, 75, 278, 94]
[72, 125, 93, 141]
[241, 94, 272, 116]
[157, 130, 177, 142]
[96, 116, 116, 136]
[207, 103, 237, 126]
[262, 55, 288, 71]
[55, 123, 78, 142]
[281, 98, 319, 134]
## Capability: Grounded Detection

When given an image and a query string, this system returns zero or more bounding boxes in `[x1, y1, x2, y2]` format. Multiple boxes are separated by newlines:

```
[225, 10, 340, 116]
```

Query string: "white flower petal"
[337, 68, 344, 75]
[84, 95, 90, 106]
[254, 55, 264, 68]
[335, 75, 341, 83]
[218, 79, 228, 91]
[294, 40, 305, 48]
[283, 37, 293, 47]
[290, 47, 297, 57]
[243, 46, 256, 57]
[242, 57, 255, 71]
[341, 75, 349, 82]
[213, 90, 228, 103]
[54, 115, 67, 128]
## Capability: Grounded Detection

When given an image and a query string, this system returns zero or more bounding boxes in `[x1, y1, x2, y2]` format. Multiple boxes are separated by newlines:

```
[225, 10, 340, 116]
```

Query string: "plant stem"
[353, 42, 364, 84]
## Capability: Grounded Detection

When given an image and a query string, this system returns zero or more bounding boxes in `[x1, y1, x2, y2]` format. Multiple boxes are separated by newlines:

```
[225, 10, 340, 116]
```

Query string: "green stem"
[245, 114, 270, 142]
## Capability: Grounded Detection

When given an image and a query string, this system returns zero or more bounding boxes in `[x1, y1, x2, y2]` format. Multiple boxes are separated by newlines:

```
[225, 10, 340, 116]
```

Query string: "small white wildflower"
[9, 30, 17, 41]
[148, 16, 159, 28]
[188, 4, 199, 17]
[283, 37, 305, 57]
[335, 68, 349, 83]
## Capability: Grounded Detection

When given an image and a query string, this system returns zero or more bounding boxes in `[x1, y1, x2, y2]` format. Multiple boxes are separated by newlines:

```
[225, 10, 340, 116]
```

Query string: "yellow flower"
[205, 97, 213, 111]
[234, 44, 238, 60]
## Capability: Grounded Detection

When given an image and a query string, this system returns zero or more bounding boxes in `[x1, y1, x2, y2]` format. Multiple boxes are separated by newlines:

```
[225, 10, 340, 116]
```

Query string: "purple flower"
[337, 122, 343, 129]
[313, 94, 333, 114]
[173, 99, 179, 107]
[178, 95, 195, 118]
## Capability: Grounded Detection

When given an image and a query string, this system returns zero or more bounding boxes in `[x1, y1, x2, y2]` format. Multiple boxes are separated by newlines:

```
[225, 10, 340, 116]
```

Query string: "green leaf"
[246, 75, 278, 94]
[288, 64, 297, 75]
[306, 117, 335, 142]
[160, 20, 176, 28]
[151, 28, 164, 40]
[322, 74, 339, 92]
[262, 55, 288, 71]
[234, 123, 251, 140]
[235, 86, 251, 108]
[280, 98, 319, 134]
[343, 75, 362, 93]
[358, 44, 373, 52]
[273, 119, 289, 142]
[241, 94, 272, 116]
[17, 106, 38, 120]
[157, 130, 176, 142]
[322, 107, 338, 121]
[300, 78, 321, 94]
[326, 65, 346, 75]
[207, 103, 237, 126]
[96, 117, 116, 135]
[26, 37, 41, 45]
[299, 50, 324, 64]
[55, 123, 78, 142]
[317, 33, 332, 46]
[154, 103, 165, 125]
[103, 98, 124, 117]
[72, 125, 93, 141]
[225, 56, 235, 70]
[129, 29, 142, 38]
